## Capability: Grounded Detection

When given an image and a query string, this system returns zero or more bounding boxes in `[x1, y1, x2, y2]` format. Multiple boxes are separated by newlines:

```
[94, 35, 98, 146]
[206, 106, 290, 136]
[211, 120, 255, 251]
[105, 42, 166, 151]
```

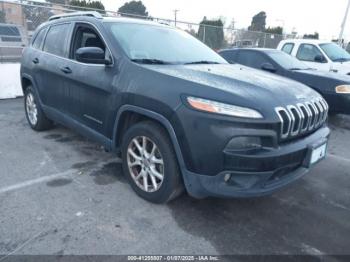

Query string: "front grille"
[275, 98, 328, 140]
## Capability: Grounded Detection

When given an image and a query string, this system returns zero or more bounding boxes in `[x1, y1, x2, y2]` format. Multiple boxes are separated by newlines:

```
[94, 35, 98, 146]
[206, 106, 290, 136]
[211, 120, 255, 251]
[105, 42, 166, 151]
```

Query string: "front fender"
[112, 105, 187, 171]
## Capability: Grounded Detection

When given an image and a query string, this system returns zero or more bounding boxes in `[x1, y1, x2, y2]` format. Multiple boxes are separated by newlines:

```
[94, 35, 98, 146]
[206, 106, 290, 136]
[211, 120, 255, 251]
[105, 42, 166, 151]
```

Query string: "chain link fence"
[0, 0, 295, 63]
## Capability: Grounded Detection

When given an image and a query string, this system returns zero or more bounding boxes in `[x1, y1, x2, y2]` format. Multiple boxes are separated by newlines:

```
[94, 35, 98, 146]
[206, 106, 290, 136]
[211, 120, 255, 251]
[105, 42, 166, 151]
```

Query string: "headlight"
[335, 85, 350, 94]
[187, 96, 263, 119]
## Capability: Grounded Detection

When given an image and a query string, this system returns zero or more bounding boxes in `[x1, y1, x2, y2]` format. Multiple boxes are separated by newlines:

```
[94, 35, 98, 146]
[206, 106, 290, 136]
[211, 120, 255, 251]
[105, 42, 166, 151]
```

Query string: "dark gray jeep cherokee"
[21, 12, 330, 203]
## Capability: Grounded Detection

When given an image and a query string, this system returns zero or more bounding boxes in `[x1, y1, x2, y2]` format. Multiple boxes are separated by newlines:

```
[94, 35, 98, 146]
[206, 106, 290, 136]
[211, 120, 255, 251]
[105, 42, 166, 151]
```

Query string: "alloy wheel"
[127, 136, 164, 193]
[26, 93, 38, 126]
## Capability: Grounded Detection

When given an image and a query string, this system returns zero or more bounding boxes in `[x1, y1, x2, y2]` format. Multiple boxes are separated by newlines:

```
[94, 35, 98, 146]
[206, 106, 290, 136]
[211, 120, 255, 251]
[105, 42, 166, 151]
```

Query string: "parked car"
[21, 12, 330, 203]
[219, 48, 350, 114]
[0, 23, 27, 62]
[278, 39, 350, 75]
[231, 40, 255, 48]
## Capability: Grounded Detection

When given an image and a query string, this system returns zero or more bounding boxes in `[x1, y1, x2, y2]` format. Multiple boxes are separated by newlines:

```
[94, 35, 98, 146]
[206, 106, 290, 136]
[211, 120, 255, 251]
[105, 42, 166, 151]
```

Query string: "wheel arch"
[21, 74, 34, 94]
[112, 105, 187, 171]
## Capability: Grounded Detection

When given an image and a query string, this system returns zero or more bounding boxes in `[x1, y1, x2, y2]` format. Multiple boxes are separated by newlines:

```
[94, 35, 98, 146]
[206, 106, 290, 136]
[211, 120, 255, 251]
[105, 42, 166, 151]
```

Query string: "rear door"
[39, 22, 72, 112]
[24, 26, 47, 98]
[61, 22, 115, 136]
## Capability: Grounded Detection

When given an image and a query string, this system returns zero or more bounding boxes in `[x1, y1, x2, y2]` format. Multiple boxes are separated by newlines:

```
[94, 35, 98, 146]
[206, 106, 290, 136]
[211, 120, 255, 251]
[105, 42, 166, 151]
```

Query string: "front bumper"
[182, 126, 330, 199]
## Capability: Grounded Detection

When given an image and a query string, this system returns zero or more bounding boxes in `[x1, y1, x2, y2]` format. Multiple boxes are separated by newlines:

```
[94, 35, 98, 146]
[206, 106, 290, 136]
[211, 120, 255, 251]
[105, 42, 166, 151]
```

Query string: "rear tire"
[121, 121, 183, 204]
[24, 86, 53, 131]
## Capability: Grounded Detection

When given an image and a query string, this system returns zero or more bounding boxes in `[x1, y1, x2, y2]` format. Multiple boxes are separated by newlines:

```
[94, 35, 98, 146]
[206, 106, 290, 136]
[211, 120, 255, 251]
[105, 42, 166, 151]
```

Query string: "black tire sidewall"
[121, 122, 182, 204]
[24, 87, 40, 129]
[24, 86, 52, 131]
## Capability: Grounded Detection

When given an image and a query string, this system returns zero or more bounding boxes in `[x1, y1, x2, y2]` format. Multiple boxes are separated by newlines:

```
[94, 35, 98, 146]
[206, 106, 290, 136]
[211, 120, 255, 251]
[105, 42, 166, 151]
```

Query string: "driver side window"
[70, 24, 109, 62]
[296, 44, 323, 62]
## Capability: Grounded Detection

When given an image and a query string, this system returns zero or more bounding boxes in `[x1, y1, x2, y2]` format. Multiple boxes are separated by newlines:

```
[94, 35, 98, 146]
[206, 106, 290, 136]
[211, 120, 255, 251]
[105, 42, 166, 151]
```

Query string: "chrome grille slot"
[319, 99, 329, 122]
[297, 103, 310, 133]
[276, 98, 328, 140]
[314, 100, 324, 127]
[287, 105, 301, 136]
[275, 107, 291, 139]
[306, 102, 316, 130]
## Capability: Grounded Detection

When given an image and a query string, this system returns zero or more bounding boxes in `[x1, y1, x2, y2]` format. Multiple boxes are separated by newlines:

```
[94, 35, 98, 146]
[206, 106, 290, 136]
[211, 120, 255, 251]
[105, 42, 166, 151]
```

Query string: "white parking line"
[0, 160, 120, 195]
[0, 170, 74, 195]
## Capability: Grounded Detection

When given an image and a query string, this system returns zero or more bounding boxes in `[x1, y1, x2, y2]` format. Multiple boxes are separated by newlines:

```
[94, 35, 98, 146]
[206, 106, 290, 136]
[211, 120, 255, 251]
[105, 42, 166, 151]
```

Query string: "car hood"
[144, 63, 320, 106]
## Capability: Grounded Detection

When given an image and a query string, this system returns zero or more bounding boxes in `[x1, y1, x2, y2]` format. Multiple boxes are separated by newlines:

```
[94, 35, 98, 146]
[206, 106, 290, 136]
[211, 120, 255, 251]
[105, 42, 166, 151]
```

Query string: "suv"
[278, 39, 350, 75]
[0, 23, 27, 62]
[21, 12, 330, 203]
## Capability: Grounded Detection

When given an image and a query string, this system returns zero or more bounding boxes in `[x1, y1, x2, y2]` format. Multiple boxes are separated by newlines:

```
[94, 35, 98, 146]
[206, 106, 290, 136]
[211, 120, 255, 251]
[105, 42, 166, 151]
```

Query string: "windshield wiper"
[333, 58, 350, 62]
[131, 58, 172, 65]
[289, 68, 303, 71]
[185, 61, 221, 65]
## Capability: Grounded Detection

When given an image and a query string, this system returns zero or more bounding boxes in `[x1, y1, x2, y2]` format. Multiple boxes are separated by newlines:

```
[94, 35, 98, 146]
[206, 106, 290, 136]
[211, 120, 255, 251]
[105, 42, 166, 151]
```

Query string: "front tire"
[121, 121, 183, 204]
[24, 86, 53, 131]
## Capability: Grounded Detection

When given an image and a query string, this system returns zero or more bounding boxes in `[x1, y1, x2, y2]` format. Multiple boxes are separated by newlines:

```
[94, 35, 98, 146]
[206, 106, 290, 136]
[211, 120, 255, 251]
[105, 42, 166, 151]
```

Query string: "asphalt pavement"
[0, 98, 349, 258]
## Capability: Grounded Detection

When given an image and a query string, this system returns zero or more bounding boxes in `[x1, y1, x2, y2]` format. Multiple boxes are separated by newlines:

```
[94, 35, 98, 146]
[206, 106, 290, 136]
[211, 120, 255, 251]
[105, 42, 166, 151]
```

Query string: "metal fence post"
[203, 25, 206, 44]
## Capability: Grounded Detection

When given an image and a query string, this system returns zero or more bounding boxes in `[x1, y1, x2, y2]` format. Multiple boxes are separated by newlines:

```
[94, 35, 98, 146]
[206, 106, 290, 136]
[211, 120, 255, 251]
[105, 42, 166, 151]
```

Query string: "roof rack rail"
[49, 11, 103, 21]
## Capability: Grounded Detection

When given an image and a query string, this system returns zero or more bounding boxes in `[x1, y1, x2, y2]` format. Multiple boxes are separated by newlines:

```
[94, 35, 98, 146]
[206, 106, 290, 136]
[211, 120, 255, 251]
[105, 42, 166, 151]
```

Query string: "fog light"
[225, 136, 262, 151]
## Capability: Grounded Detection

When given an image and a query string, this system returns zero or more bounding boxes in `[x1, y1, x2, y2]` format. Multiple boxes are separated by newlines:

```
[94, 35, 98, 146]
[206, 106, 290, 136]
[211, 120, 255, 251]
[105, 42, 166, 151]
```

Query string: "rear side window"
[236, 51, 269, 69]
[281, 43, 294, 54]
[296, 44, 323, 62]
[43, 23, 70, 57]
[219, 50, 237, 63]
[32, 28, 47, 50]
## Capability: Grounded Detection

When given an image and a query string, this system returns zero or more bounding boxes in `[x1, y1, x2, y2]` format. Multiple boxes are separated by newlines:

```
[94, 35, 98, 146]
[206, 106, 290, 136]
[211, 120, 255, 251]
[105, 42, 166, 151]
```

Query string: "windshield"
[106, 22, 227, 64]
[268, 51, 310, 70]
[319, 43, 350, 62]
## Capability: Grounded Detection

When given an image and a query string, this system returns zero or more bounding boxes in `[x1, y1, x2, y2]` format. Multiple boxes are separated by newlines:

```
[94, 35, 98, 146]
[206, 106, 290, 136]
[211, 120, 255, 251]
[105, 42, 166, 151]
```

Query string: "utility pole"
[339, 0, 350, 46]
[173, 9, 179, 26]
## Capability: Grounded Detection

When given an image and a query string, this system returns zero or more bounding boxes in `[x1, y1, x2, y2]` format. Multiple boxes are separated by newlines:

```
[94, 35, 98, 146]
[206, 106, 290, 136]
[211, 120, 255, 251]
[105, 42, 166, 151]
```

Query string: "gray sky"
[101, 0, 349, 40]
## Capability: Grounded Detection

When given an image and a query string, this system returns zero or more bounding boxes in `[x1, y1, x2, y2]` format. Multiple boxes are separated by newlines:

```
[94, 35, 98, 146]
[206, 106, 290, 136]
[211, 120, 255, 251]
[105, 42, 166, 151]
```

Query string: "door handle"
[60, 66, 72, 74]
[32, 58, 39, 64]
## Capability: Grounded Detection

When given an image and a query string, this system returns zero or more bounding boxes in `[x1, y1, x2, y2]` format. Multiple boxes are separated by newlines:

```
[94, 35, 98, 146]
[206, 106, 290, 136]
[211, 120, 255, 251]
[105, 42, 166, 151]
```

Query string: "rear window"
[0, 25, 22, 42]
[32, 28, 47, 50]
[281, 43, 294, 54]
[43, 23, 70, 57]
[236, 51, 269, 69]
[219, 50, 237, 63]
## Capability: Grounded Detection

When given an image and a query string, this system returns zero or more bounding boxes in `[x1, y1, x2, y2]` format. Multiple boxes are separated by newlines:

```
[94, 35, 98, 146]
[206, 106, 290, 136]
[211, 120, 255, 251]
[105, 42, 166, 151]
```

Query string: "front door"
[295, 44, 331, 72]
[62, 23, 116, 136]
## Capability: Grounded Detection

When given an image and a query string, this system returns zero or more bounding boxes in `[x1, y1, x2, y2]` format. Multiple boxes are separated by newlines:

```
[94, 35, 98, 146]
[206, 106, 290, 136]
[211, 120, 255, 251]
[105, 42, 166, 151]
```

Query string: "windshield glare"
[106, 22, 227, 64]
[320, 43, 350, 62]
[268, 51, 310, 70]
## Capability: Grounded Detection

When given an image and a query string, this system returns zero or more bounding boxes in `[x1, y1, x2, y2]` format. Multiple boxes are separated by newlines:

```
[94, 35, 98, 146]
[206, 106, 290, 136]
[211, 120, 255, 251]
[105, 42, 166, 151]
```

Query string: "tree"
[118, 1, 149, 18]
[248, 11, 266, 32]
[0, 10, 6, 23]
[69, 0, 105, 13]
[303, 32, 319, 39]
[198, 17, 224, 50]
[265, 26, 283, 35]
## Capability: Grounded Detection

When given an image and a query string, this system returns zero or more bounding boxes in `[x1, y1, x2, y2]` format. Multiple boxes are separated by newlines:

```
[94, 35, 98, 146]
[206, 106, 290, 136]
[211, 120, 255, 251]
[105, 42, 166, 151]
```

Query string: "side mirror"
[314, 54, 327, 63]
[76, 47, 112, 65]
[261, 63, 276, 73]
